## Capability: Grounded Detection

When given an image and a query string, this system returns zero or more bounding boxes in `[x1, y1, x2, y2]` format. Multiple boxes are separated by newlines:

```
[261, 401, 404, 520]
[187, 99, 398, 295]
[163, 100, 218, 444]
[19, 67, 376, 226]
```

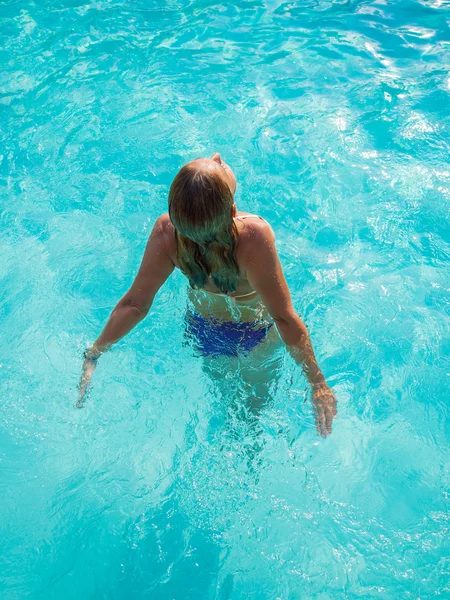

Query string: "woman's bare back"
[159, 211, 276, 321]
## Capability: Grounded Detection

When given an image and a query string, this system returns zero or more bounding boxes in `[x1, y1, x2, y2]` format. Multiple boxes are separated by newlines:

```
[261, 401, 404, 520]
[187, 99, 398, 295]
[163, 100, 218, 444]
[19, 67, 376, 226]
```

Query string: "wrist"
[84, 347, 102, 362]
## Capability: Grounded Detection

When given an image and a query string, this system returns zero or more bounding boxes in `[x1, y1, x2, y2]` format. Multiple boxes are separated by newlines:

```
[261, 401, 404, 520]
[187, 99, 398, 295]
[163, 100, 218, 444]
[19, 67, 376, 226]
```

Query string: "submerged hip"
[184, 311, 273, 358]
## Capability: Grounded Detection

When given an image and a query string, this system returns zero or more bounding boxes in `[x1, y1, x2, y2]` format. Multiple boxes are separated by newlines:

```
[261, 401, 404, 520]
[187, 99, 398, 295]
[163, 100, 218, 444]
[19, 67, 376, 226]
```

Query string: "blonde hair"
[168, 163, 239, 293]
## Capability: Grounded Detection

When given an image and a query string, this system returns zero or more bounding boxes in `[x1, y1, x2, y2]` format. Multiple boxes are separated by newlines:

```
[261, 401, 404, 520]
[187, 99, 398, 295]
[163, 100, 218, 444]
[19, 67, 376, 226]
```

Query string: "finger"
[314, 406, 323, 436]
[331, 393, 338, 416]
[325, 408, 333, 434]
[315, 408, 327, 438]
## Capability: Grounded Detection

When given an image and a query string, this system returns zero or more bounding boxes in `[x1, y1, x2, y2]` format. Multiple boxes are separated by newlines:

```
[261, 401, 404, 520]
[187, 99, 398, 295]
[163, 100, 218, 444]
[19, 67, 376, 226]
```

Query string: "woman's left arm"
[78, 216, 175, 401]
[240, 220, 337, 437]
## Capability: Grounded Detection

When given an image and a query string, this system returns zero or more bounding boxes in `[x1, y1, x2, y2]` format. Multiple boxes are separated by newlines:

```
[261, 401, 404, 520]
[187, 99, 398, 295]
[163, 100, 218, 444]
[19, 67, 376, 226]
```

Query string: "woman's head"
[168, 154, 240, 293]
[168, 153, 237, 242]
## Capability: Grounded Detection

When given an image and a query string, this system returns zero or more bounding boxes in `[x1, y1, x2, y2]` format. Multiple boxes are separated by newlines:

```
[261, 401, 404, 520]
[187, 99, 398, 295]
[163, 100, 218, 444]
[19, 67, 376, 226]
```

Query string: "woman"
[80, 153, 337, 437]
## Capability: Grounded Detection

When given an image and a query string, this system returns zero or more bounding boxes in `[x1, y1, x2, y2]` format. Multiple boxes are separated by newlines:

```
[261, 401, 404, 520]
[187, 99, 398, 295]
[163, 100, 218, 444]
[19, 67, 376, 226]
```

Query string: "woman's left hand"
[312, 383, 337, 437]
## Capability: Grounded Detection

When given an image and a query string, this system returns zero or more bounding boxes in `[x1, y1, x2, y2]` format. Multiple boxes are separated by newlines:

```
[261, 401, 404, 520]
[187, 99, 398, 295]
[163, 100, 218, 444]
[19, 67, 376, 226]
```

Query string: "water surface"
[1, 0, 449, 598]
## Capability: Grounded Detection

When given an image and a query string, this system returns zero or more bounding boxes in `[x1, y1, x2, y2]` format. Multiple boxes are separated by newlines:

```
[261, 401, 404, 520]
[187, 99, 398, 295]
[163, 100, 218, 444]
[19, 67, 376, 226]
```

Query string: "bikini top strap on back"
[236, 214, 268, 224]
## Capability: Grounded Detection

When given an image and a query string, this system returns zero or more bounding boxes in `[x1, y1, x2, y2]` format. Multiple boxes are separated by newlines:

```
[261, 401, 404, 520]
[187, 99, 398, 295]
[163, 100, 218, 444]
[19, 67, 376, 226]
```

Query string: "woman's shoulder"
[235, 213, 275, 242]
[152, 212, 275, 258]
[153, 213, 177, 255]
[235, 213, 276, 269]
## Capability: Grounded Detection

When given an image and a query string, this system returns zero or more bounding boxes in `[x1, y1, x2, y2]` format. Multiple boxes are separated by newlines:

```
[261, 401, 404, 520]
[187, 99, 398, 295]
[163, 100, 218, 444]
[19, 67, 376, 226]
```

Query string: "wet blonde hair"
[168, 163, 240, 293]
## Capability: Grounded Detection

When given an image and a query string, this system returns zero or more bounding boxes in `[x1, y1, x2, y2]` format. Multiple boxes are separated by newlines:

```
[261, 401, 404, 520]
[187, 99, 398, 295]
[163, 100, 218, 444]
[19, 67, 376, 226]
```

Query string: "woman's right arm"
[78, 215, 175, 402]
[240, 220, 337, 437]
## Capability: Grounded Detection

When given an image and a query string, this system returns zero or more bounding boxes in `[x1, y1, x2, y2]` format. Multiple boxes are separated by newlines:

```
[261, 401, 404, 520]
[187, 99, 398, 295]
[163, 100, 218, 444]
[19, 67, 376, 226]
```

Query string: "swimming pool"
[1, 0, 449, 597]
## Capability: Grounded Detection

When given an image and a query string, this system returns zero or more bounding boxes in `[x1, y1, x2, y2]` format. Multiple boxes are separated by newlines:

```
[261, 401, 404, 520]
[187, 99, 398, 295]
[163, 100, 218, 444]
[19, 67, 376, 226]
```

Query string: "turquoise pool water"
[1, 0, 449, 598]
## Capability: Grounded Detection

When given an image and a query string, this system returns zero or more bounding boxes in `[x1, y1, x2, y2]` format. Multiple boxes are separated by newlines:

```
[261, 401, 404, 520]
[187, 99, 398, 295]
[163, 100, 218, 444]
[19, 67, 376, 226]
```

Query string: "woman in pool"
[80, 153, 337, 437]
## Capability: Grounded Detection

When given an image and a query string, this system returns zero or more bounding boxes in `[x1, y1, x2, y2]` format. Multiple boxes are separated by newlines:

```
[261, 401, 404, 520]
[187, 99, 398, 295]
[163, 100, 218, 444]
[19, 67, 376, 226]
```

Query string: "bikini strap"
[236, 214, 268, 223]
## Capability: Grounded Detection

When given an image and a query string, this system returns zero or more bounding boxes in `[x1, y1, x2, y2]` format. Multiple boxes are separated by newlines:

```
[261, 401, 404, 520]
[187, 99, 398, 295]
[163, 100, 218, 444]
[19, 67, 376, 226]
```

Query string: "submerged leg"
[198, 325, 284, 418]
[238, 325, 284, 415]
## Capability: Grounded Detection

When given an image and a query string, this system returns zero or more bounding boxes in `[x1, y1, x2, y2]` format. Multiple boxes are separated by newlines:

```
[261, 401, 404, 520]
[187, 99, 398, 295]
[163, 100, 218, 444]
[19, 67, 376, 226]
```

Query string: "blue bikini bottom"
[185, 311, 273, 358]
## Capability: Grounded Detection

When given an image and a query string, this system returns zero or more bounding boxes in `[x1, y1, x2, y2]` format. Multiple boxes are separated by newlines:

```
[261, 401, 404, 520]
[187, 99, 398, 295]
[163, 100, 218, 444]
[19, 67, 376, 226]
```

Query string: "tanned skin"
[80, 153, 337, 437]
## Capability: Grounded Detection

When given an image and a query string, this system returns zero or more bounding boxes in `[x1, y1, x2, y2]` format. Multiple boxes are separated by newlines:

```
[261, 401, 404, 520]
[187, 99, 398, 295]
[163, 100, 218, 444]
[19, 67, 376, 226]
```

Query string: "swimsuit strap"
[201, 288, 257, 300]
[236, 214, 268, 223]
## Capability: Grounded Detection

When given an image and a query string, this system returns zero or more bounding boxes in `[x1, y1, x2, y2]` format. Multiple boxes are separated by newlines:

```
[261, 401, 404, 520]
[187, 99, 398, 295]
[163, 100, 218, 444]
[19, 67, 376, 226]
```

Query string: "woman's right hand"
[77, 352, 99, 407]
[75, 215, 175, 408]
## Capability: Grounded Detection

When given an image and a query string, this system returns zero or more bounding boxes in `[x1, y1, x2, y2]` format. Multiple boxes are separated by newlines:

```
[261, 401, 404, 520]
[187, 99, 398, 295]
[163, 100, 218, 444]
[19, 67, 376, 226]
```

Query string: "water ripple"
[1, 0, 449, 597]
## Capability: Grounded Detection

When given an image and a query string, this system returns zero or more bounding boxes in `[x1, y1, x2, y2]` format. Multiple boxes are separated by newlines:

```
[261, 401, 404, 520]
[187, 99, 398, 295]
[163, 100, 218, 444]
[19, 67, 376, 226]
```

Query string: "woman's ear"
[232, 203, 237, 217]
